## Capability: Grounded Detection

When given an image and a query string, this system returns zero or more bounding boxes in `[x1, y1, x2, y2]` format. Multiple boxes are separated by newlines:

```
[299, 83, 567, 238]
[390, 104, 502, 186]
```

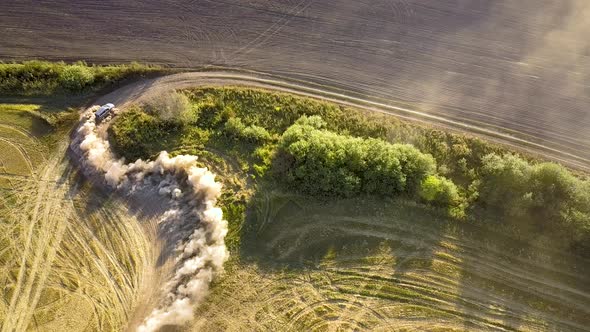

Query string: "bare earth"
[1, 0, 589, 167]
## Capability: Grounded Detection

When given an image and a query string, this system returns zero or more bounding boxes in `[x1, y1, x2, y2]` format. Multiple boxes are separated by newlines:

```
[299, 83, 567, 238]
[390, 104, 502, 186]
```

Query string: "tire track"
[0, 138, 34, 176]
[196, 195, 590, 331]
[1, 153, 64, 332]
[0, 131, 151, 331]
[229, 0, 314, 61]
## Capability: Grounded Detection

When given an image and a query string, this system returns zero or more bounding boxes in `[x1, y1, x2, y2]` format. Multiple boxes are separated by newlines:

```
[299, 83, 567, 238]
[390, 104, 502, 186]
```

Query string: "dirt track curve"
[96, 71, 589, 170]
[1, 0, 589, 168]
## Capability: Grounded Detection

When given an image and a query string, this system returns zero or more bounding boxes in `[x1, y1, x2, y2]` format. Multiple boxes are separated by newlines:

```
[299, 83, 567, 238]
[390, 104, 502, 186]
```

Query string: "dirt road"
[95, 71, 589, 170]
[1, 0, 589, 168]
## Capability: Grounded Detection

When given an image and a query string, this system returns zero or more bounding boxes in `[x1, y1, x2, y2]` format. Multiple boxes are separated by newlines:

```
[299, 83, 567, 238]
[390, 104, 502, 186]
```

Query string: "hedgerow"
[0, 60, 162, 95]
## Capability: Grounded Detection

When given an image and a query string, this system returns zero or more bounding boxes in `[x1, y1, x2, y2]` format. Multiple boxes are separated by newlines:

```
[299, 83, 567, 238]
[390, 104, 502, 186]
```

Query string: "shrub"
[420, 175, 460, 205]
[143, 91, 192, 122]
[195, 102, 230, 129]
[478, 153, 533, 217]
[224, 117, 271, 143]
[109, 108, 181, 160]
[294, 115, 326, 129]
[477, 153, 590, 245]
[252, 145, 275, 176]
[420, 175, 465, 218]
[277, 116, 437, 197]
[59, 65, 95, 92]
[0, 60, 161, 95]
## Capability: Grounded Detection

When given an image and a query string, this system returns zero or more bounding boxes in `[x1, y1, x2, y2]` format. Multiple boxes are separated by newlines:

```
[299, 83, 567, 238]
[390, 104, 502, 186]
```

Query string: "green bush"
[59, 65, 95, 92]
[416, 129, 497, 183]
[277, 116, 436, 197]
[420, 175, 460, 205]
[195, 102, 232, 129]
[0, 60, 161, 95]
[143, 91, 192, 122]
[224, 117, 272, 143]
[477, 153, 590, 243]
[478, 153, 533, 217]
[419, 175, 465, 218]
[293, 114, 327, 129]
[252, 145, 275, 177]
[109, 108, 181, 161]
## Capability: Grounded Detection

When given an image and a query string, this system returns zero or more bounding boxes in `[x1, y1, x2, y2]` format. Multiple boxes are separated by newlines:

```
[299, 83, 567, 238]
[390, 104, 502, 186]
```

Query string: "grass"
[0, 99, 151, 331]
[0, 62, 163, 331]
[109, 87, 501, 250]
[111, 86, 504, 191]
[0, 103, 53, 188]
[111, 87, 590, 255]
[1, 75, 588, 331]
[0, 103, 78, 184]
[0, 140, 30, 176]
[192, 189, 590, 331]
[0, 104, 48, 130]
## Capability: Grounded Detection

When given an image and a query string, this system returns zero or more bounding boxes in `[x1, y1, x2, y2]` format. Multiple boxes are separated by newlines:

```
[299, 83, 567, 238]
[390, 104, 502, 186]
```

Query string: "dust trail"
[71, 106, 229, 331]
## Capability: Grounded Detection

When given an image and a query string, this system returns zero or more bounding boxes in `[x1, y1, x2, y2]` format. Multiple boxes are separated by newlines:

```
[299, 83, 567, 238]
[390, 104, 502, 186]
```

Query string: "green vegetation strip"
[0, 60, 164, 95]
[110, 87, 590, 257]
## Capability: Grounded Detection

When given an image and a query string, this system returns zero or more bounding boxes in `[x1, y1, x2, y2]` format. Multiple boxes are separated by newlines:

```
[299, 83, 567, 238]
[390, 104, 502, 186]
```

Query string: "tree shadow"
[237, 186, 461, 322]
[454, 217, 590, 331]
[234, 181, 590, 329]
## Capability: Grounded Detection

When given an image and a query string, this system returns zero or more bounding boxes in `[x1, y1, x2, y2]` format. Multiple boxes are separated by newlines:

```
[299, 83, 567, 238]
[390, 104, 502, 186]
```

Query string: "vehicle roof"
[95, 103, 114, 116]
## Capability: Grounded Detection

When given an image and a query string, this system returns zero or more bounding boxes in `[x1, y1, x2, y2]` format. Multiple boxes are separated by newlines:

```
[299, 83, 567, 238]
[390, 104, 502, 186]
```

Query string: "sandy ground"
[1, 0, 589, 167]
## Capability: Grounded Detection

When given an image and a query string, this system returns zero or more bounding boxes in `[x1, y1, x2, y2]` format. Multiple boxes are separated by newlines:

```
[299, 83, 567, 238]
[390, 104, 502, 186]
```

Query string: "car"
[95, 103, 115, 121]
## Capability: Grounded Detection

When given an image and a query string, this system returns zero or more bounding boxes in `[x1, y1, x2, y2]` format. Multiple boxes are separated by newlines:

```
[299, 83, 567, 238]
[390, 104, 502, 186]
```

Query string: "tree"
[478, 153, 533, 217]
[529, 163, 577, 222]
[277, 117, 438, 197]
[59, 65, 94, 92]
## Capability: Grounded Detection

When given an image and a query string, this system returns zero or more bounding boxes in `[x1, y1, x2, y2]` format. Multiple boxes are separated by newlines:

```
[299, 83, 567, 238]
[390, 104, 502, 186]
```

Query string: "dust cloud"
[71, 106, 229, 331]
[416, 0, 590, 157]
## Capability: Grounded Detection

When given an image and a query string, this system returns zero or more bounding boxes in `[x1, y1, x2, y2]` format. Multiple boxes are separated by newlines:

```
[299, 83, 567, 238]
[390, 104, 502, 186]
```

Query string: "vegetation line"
[2, 61, 589, 331]
[109, 87, 590, 257]
[0, 60, 165, 96]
